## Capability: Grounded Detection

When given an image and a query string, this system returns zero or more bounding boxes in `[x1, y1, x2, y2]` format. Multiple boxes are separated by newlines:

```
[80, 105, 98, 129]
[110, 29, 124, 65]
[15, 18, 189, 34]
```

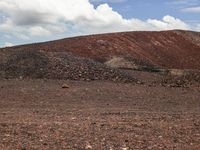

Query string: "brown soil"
[0, 79, 200, 150]
[2, 30, 200, 69]
[0, 30, 200, 149]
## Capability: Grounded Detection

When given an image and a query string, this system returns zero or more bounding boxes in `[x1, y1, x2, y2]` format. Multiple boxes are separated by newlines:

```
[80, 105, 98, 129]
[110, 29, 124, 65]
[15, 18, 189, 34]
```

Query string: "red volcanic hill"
[0, 30, 200, 82]
[7, 30, 200, 69]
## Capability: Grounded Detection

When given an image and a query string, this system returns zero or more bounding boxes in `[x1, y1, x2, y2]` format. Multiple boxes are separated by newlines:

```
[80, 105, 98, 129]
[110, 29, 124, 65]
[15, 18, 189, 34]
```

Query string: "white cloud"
[147, 15, 190, 30]
[0, 0, 198, 44]
[4, 42, 13, 47]
[30, 26, 51, 36]
[182, 6, 200, 13]
[90, 0, 127, 3]
[167, 0, 199, 6]
[0, 18, 14, 32]
[196, 24, 200, 31]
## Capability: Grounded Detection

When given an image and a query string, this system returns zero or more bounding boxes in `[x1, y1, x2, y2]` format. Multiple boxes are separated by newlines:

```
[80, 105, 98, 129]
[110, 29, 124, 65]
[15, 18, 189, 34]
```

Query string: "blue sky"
[91, 0, 200, 23]
[0, 0, 200, 47]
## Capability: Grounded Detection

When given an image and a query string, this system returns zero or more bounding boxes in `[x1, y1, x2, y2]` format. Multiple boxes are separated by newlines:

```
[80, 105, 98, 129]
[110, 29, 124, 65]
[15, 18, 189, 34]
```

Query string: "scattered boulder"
[62, 84, 70, 89]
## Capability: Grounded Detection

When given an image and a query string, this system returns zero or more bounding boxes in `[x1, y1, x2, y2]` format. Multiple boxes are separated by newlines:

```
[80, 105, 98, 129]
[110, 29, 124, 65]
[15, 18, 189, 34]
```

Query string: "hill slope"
[0, 49, 136, 82]
[0, 30, 200, 82]
[3, 30, 200, 69]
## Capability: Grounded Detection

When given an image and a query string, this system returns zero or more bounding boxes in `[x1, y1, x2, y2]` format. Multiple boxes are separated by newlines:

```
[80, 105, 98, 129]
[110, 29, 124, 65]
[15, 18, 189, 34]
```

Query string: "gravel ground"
[0, 79, 199, 150]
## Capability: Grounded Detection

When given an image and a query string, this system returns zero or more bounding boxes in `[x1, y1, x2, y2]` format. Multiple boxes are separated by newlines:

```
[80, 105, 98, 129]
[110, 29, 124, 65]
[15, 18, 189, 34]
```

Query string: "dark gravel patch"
[0, 49, 138, 83]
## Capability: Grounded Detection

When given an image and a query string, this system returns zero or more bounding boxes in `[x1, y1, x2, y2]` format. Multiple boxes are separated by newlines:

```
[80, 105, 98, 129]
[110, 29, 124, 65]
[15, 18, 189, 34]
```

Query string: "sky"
[0, 0, 200, 47]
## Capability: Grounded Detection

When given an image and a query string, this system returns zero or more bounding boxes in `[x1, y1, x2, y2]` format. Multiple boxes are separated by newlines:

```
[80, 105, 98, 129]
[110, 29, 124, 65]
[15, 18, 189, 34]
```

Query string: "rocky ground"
[0, 79, 199, 150]
[0, 30, 200, 149]
[0, 49, 137, 82]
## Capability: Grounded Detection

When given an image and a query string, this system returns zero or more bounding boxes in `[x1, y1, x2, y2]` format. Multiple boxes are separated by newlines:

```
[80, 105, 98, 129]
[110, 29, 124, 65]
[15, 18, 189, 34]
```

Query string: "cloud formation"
[168, 0, 199, 6]
[4, 42, 13, 47]
[90, 0, 127, 3]
[182, 6, 200, 13]
[0, 0, 199, 46]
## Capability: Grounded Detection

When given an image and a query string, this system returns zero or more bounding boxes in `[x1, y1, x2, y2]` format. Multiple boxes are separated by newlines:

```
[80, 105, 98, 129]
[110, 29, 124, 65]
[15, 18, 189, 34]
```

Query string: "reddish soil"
[0, 30, 200, 149]
[0, 79, 200, 150]
[3, 30, 200, 69]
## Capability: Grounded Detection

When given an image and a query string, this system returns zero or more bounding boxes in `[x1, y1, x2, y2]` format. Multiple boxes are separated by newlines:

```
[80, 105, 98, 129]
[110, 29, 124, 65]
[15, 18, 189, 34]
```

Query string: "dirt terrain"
[0, 30, 200, 149]
[0, 79, 199, 150]
[3, 30, 200, 69]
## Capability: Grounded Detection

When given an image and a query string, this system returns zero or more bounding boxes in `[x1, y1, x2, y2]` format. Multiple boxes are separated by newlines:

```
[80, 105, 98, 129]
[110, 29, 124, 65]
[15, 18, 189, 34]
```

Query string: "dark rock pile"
[160, 71, 200, 87]
[0, 49, 137, 83]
